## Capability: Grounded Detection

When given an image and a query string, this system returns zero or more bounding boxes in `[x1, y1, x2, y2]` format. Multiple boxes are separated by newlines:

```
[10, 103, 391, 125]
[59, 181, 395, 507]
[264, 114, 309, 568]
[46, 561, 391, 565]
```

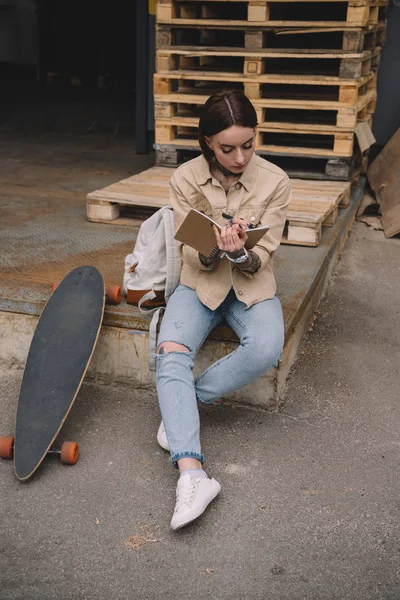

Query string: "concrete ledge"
[0, 182, 364, 409]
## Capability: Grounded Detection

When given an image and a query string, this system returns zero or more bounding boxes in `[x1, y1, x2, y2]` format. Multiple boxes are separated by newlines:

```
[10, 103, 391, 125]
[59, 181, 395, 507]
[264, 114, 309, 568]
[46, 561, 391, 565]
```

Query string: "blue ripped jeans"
[156, 284, 284, 467]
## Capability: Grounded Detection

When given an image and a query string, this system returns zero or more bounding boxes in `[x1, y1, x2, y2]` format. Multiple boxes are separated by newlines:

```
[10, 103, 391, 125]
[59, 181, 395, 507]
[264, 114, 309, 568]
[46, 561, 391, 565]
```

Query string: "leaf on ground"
[125, 522, 163, 551]
[200, 567, 216, 575]
[357, 214, 384, 231]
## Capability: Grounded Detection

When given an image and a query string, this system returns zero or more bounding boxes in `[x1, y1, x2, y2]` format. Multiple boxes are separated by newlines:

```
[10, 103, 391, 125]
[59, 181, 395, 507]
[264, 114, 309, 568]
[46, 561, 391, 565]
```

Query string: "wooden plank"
[154, 85, 375, 112]
[156, 46, 375, 60]
[257, 143, 351, 158]
[154, 69, 373, 87]
[157, 17, 375, 28]
[285, 223, 321, 246]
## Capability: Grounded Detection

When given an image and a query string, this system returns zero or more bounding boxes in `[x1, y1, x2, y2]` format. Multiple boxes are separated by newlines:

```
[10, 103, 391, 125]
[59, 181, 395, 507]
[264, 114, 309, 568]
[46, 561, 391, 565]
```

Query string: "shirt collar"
[194, 153, 257, 191]
[195, 155, 213, 186]
[237, 153, 257, 192]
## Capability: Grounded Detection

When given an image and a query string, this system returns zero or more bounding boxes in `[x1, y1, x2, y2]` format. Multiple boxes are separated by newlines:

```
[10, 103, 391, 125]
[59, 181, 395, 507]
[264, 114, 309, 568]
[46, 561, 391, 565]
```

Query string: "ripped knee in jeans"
[157, 341, 190, 354]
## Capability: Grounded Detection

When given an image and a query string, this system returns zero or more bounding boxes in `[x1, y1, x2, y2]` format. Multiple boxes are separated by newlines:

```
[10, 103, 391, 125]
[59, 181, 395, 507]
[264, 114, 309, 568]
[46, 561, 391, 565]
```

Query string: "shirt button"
[250, 216, 256, 222]
[235, 183, 241, 191]
[238, 290, 243, 296]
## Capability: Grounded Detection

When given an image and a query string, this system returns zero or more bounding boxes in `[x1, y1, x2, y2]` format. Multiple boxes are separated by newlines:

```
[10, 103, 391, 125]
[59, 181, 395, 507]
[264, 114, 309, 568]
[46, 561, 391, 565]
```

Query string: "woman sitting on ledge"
[155, 90, 291, 530]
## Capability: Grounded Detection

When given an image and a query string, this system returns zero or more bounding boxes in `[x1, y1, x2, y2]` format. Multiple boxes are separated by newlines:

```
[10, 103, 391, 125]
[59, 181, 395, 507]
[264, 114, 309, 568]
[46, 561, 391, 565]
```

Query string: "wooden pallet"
[155, 113, 373, 158]
[156, 45, 381, 79]
[154, 70, 377, 105]
[156, 0, 387, 29]
[157, 24, 386, 57]
[155, 88, 376, 129]
[86, 166, 351, 247]
[156, 24, 386, 62]
[154, 143, 368, 180]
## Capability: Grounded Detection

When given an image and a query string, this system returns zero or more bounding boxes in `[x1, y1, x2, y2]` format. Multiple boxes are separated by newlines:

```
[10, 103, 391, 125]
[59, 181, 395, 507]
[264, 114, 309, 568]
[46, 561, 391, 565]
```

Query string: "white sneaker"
[157, 421, 170, 451]
[170, 474, 221, 530]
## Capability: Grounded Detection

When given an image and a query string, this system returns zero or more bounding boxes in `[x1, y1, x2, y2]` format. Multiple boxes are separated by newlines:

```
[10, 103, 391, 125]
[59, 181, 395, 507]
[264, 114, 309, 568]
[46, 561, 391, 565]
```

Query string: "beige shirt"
[169, 153, 291, 310]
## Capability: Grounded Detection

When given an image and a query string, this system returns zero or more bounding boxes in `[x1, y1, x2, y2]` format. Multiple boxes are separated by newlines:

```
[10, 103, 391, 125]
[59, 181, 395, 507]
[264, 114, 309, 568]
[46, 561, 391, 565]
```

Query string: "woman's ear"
[205, 136, 213, 150]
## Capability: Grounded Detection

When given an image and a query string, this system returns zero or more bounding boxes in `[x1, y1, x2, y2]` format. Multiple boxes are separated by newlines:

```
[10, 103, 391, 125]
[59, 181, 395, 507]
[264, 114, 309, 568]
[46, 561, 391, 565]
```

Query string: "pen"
[221, 212, 233, 225]
[222, 213, 254, 229]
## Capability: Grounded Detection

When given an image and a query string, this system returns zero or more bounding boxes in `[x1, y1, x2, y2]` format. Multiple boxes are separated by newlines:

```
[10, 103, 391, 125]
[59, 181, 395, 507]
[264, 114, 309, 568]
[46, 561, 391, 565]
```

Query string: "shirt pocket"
[187, 194, 213, 216]
[237, 207, 265, 227]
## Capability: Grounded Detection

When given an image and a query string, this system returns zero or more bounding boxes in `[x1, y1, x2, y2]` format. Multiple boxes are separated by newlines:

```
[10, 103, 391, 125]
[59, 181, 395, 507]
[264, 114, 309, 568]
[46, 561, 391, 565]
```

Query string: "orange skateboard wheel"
[0, 436, 14, 459]
[51, 281, 60, 293]
[60, 441, 79, 465]
[106, 285, 121, 305]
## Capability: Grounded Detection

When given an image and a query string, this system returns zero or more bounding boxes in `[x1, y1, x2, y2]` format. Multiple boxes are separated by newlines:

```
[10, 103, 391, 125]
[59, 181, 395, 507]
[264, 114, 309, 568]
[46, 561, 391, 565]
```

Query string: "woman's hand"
[213, 218, 248, 254]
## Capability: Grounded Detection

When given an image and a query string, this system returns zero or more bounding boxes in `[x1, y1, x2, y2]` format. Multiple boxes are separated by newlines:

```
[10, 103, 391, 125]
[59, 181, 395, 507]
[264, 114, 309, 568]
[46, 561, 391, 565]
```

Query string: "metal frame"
[135, 0, 155, 154]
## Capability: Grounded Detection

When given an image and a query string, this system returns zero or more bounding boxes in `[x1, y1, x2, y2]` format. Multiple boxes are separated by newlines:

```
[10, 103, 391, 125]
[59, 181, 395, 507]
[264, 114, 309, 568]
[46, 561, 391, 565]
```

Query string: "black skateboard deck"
[14, 266, 105, 480]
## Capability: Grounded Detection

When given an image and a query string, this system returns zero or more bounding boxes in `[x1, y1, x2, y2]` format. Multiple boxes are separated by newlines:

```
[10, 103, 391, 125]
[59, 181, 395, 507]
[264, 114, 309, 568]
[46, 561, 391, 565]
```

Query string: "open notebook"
[175, 209, 270, 256]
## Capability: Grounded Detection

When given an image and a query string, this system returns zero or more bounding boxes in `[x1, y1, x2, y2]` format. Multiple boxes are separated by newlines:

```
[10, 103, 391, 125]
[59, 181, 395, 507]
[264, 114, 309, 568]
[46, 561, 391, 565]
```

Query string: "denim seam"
[224, 305, 247, 331]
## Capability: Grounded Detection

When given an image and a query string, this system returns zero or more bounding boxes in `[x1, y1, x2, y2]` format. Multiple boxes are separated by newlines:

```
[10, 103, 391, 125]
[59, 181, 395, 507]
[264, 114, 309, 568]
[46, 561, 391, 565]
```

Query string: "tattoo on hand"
[199, 246, 222, 266]
[239, 250, 261, 273]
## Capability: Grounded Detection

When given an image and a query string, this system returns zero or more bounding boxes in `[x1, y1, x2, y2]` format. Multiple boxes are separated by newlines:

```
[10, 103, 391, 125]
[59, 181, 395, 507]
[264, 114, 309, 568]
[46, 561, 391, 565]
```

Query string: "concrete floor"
[1, 221, 399, 599]
[2, 96, 399, 598]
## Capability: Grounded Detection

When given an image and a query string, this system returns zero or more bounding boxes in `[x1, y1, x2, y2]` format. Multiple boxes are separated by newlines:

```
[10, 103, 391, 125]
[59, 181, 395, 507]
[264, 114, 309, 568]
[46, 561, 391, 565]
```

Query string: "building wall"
[372, 1, 400, 146]
[0, 0, 38, 65]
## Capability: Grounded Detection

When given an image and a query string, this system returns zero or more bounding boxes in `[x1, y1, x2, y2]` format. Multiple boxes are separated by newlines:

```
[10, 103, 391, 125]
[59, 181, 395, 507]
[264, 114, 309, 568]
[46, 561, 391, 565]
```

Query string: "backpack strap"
[148, 306, 165, 372]
[138, 289, 158, 313]
[145, 207, 181, 370]
[162, 207, 181, 302]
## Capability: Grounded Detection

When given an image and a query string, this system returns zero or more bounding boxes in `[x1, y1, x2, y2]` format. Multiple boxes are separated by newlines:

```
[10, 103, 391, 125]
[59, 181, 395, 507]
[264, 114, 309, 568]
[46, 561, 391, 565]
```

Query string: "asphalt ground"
[1, 223, 400, 600]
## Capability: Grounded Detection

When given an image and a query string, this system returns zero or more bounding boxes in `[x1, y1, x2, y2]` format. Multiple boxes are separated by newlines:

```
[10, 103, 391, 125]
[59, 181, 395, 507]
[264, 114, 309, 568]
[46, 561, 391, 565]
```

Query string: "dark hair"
[198, 90, 258, 164]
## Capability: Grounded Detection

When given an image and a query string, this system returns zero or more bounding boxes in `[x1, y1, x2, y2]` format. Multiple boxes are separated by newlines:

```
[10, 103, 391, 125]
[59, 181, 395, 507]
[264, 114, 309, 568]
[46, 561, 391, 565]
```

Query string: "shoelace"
[174, 477, 200, 512]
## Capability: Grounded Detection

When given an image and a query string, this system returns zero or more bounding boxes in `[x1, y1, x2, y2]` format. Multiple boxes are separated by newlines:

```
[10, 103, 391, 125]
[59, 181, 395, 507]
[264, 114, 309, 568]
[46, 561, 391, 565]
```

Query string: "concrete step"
[0, 180, 364, 409]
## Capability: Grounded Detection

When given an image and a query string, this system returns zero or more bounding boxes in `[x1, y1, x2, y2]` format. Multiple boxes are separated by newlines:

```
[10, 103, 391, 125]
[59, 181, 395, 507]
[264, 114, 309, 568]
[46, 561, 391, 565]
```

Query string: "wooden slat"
[157, 17, 375, 28]
[157, 46, 373, 60]
[154, 70, 374, 87]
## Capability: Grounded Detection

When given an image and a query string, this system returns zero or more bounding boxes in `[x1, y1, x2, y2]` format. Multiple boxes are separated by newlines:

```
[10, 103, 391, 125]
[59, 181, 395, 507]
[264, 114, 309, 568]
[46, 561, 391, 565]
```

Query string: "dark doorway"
[0, 1, 153, 151]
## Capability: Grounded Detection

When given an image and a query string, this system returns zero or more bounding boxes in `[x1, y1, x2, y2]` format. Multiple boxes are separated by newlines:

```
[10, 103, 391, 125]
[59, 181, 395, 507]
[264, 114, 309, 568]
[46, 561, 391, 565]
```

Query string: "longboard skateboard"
[0, 266, 121, 480]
